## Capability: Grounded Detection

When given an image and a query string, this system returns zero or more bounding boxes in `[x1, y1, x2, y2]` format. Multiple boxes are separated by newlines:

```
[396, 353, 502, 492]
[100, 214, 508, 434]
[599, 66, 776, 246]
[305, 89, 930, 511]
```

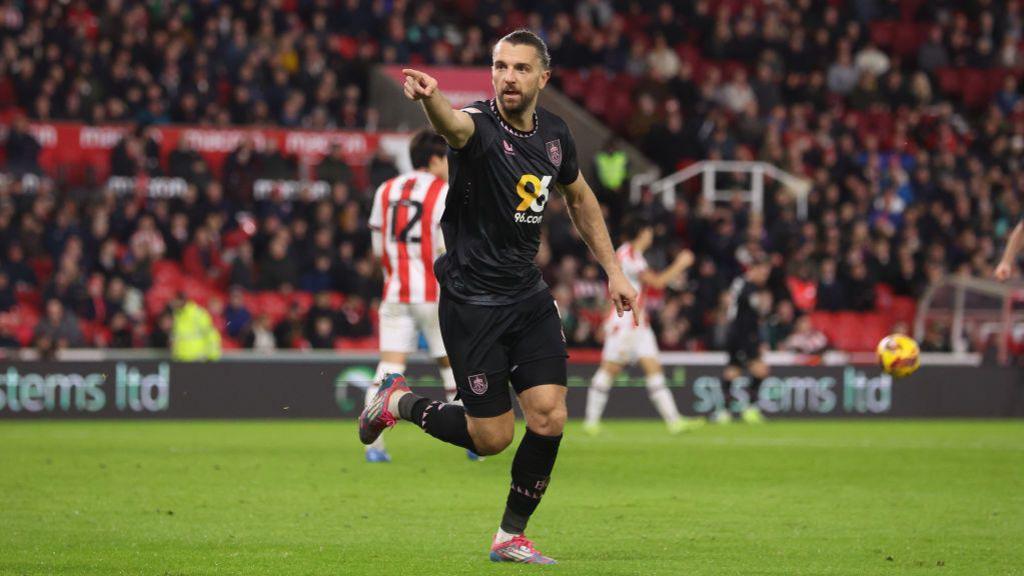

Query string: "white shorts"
[378, 301, 447, 357]
[601, 323, 659, 365]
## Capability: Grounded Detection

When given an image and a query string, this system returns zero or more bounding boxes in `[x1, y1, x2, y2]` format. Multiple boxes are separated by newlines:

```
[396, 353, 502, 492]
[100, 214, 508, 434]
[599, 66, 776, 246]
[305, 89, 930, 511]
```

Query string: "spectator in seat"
[149, 311, 173, 349]
[104, 276, 128, 320]
[182, 226, 227, 284]
[300, 253, 335, 293]
[827, 42, 860, 95]
[816, 259, 845, 311]
[223, 286, 252, 339]
[3, 243, 37, 288]
[305, 291, 336, 339]
[308, 315, 336, 349]
[921, 322, 952, 352]
[244, 313, 277, 352]
[766, 299, 796, 349]
[317, 143, 355, 188]
[108, 311, 133, 348]
[260, 138, 295, 180]
[0, 324, 19, 349]
[34, 298, 85, 352]
[274, 303, 307, 349]
[258, 234, 298, 290]
[336, 295, 372, 338]
[844, 258, 876, 311]
[228, 241, 258, 290]
[995, 76, 1021, 115]
[130, 215, 167, 261]
[79, 273, 108, 322]
[647, 33, 681, 79]
[367, 148, 399, 191]
[917, 26, 949, 73]
[222, 138, 261, 206]
[854, 40, 891, 78]
[168, 138, 206, 182]
[0, 270, 14, 311]
[781, 315, 829, 355]
[4, 115, 41, 175]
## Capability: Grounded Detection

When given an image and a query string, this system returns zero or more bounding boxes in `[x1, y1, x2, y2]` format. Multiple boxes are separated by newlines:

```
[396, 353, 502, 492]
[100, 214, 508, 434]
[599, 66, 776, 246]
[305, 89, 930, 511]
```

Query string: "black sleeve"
[556, 124, 580, 185]
[450, 104, 496, 161]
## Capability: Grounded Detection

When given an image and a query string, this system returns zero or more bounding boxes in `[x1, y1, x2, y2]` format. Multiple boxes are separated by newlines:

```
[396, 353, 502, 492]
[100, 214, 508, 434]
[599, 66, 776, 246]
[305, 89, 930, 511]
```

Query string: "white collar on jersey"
[489, 98, 539, 138]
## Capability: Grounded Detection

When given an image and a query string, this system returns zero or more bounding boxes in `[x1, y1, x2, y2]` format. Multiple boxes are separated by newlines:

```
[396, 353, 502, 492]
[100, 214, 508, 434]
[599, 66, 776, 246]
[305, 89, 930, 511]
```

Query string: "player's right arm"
[995, 220, 1024, 281]
[402, 69, 475, 149]
[640, 249, 695, 289]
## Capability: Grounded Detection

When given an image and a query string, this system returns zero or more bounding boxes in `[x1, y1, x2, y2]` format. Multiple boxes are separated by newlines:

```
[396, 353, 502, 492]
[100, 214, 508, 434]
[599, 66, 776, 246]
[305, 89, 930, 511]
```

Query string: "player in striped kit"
[583, 220, 705, 435]
[366, 129, 479, 462]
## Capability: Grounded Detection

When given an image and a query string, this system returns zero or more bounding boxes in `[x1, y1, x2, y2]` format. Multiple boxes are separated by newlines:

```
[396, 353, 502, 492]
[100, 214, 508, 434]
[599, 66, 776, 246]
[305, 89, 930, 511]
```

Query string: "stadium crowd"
[2, 0, 1023, 355]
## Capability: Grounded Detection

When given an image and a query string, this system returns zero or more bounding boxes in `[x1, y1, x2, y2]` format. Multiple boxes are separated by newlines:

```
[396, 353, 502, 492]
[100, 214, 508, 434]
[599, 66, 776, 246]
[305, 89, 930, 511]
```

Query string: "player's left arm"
[560, 171, 638, 325]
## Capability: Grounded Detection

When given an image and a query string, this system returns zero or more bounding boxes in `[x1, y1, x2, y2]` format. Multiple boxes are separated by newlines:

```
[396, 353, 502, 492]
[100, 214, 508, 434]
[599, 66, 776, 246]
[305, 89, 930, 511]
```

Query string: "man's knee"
[471, 428, 514, 455]
[467, 415, 515, 455]
[526, 403, 567, 436]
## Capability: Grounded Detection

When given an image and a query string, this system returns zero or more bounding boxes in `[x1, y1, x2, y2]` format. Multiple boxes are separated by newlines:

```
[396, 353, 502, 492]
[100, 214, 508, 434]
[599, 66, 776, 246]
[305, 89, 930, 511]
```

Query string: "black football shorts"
[727, 336, 762, 369]
[438, 288, 568, 418]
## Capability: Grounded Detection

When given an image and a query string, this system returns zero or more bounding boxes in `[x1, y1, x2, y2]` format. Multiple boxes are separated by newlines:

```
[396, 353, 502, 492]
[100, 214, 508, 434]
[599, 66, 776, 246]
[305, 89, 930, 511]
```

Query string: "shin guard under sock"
[501, 428, 562, 534]
[398, 394, 477, 452]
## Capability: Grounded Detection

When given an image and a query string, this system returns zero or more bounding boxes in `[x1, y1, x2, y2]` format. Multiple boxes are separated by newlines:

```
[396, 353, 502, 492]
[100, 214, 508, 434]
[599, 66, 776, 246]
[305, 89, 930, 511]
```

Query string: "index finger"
[628, 297, 639, 327]
[613, 293, 623, 317]
[402, 68, 424, 80]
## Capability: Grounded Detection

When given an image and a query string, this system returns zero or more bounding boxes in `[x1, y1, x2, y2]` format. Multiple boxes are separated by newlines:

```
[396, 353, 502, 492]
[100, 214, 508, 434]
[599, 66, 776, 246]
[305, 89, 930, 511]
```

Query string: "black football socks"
[398, 393, 477, 452]
[501, 427, 562, 534]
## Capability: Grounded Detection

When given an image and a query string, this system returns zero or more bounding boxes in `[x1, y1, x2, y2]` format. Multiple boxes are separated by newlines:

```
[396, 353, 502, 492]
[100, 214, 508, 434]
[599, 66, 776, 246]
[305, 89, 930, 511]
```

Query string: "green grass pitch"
[1, 420, 1022, 575]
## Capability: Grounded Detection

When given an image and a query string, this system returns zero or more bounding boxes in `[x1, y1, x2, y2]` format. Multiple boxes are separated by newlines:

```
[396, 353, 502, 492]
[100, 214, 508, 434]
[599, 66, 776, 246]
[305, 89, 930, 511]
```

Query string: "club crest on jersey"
[469, 373, 489, 395]
[503, 140, 515, 155]
[546, 139, 562, 166]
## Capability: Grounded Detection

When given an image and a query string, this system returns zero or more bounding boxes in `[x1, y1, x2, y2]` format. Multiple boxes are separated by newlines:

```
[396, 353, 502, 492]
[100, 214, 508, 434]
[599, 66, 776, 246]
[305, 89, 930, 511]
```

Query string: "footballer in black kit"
[720, 255, 773, 424]
[435, 97, 580, 417]
[357, 29, 638, 564]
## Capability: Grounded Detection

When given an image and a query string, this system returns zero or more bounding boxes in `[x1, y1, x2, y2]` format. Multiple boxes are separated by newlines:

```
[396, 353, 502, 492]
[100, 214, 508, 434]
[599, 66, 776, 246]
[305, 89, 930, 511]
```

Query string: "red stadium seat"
[288, 292, 314, 314]
[900, 0, 927, 21]
[935, 68, 963, 97]
[892, 23, 927, 58]
[962, 69, 992, 109]
[256, 292, 290, 324]
[336, 336, 378, 350]
[889, 296, 917, 326]
[152, 260, 185, 289]
[14, 288, 41, 310]
[875, 283, 895, 310]
[559, 69, 586, 101]
[869, 21, 897, 48]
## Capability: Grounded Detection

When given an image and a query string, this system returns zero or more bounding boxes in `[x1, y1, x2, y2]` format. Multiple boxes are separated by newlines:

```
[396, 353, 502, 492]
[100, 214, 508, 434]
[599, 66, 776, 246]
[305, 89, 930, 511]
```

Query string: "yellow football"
[876, 333, 921, 378]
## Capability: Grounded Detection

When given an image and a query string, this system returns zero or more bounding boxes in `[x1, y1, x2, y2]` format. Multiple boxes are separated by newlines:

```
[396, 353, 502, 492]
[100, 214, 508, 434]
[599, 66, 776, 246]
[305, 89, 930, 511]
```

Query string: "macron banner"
[0, 361, 1020, 419]
[0, 122, 413, 187]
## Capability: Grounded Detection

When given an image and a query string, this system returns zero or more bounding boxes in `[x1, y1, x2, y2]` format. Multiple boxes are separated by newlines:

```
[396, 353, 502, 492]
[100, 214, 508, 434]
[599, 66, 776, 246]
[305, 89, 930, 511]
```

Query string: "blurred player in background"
[718, 255, 773, 424]
[366, 129, 480, 463]
[995, 216, 1023, 281]
[359, 30, 637, 564]
[583, 220, 704, 435]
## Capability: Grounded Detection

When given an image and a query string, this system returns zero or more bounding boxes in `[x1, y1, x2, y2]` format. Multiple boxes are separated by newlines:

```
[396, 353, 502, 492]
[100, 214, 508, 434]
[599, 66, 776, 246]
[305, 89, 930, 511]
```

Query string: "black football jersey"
[726, 278, 768, 347]
[435, 99, 580, 305]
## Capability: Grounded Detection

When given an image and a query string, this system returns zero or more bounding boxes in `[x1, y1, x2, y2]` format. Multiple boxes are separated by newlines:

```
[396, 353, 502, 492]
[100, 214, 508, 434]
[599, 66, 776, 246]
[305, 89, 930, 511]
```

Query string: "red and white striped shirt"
[369, 171, 447, 304]
[607, 243, 649, 327]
